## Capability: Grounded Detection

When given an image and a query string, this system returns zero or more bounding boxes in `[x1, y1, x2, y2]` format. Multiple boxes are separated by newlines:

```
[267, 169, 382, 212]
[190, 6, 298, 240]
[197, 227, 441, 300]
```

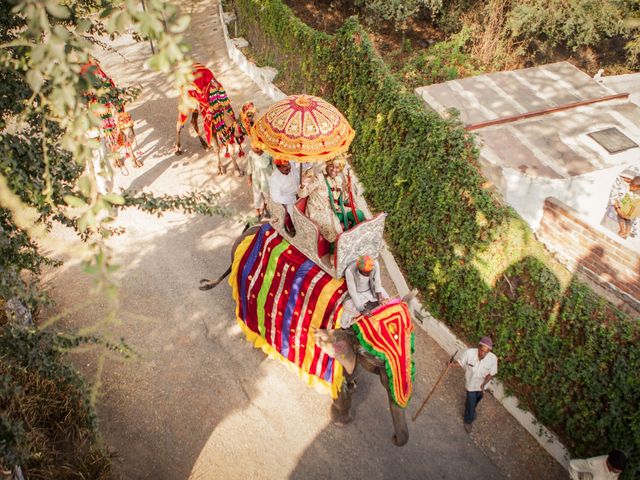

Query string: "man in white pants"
[246, 145, 272, 218]
[268, 158, 300, 233]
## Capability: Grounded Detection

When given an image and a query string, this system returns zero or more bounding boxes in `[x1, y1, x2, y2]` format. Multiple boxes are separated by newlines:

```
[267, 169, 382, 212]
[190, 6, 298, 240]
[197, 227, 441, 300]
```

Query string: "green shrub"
[0, 325, 112, 478]
[507, 0, 627, 51]
[233, 0, 640, 474]
[354, 0, 443, 32]
[400, 25, 482, 88]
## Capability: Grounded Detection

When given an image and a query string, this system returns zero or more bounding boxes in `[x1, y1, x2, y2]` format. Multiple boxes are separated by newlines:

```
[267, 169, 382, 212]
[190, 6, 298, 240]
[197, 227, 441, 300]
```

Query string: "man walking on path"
[450, 336, 497, 433]
[246, 145, 272, 218]
[569, 450, 627, 480]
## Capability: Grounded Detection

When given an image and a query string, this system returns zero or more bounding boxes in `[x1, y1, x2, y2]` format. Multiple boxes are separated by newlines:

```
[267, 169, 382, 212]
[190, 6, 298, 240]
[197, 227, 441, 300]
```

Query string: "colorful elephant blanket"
[229, 223, 415, 405]
[352, 300, 415, 408]
[229, 224, 347, 398]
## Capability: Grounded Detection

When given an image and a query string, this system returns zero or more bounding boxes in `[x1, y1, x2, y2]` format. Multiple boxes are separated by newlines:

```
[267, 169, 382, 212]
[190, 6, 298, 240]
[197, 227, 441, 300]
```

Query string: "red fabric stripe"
[259, 236, 287, 340]
[309, 282, 347, 375]
[296, 267, 332, 367]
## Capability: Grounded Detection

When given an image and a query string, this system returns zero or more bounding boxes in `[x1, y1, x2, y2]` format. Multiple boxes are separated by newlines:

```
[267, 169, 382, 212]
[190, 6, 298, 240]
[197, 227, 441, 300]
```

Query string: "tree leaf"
[102, 193, 125, 205]
[45, 1, 70, 19]
[26, 70, 43, 93]
[63, 195, 87, 208]
[170, 15, 191, 34]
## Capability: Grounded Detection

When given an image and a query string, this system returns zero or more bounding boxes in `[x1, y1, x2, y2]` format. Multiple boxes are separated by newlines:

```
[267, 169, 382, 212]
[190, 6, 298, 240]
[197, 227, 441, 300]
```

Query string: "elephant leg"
[331, 371, 355, 426]
[379, 367, 409, 446]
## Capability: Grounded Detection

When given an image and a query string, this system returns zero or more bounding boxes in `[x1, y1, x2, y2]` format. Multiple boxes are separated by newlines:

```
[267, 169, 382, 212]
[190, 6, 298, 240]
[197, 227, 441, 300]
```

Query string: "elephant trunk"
[380, 368, 409, 446]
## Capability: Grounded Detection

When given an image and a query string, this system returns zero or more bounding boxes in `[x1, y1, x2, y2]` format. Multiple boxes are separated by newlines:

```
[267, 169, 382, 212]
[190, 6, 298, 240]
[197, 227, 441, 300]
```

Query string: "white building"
[416, 62, 640, 308]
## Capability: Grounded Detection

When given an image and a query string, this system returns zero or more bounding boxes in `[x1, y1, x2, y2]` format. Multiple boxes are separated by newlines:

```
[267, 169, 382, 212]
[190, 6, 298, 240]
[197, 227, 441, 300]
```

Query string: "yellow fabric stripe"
[235, 317, 343, 398]
[229, 234, 257, 319]
[301, 278, 344, 373]
[229, 231, 343, 399]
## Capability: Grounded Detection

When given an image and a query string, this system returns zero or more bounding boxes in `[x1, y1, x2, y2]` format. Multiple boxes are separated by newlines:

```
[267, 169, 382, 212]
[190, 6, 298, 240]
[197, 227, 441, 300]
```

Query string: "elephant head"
[315, 327, 410, 447]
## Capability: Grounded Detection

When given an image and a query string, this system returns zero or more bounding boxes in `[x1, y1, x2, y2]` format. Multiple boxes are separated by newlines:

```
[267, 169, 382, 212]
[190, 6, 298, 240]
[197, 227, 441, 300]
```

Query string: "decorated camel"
[175, 63, 244, 176]
[81, 58, 141, 171]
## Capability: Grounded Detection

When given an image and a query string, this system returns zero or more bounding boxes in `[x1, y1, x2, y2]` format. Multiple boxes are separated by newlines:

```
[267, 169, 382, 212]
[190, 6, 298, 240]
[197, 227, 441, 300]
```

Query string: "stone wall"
[537, 197, 640, 309]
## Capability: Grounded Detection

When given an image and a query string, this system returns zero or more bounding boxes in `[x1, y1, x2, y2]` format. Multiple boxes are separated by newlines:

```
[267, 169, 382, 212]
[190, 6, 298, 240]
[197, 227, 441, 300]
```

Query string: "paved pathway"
[44, 1, 567, 478]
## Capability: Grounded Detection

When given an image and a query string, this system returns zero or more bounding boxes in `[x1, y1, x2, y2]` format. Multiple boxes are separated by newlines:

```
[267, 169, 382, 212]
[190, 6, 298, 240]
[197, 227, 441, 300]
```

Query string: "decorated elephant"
[200, 223, 415, 446]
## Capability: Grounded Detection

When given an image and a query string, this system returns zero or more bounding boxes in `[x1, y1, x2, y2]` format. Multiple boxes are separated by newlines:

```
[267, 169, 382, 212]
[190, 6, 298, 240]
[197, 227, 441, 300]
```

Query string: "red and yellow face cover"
[352, 301, 415, 408]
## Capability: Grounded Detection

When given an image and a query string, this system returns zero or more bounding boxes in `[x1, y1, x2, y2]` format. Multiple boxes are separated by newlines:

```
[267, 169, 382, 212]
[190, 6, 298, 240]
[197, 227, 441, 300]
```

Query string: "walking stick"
[412, 350, 458, 422]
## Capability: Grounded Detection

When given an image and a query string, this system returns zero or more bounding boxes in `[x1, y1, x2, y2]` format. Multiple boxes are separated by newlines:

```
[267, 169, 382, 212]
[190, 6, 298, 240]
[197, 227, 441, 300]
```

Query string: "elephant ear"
[314, 329, 357, 375]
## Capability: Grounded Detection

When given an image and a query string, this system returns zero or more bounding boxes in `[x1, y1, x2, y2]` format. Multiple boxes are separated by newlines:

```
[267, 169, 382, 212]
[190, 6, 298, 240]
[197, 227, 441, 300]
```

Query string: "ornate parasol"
[251, 94, 355, 163]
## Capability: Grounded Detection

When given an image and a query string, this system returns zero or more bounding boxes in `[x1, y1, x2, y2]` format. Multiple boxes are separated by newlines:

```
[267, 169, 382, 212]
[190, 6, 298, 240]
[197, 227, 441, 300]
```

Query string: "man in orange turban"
[341, 255, 389, 328]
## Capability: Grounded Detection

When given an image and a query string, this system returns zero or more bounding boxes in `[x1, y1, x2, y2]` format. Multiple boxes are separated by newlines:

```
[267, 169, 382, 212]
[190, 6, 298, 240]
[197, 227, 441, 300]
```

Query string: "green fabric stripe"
[256, 241, 289, 338]
[352, 324, 415, 408]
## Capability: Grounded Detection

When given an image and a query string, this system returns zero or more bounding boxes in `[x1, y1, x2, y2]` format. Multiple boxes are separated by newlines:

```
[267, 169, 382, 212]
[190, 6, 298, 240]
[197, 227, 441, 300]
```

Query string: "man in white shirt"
[268, 159, 300, 216]
[268, 159, 301, 233]
[569, 450, 627, 480]
[450, 336, 498, 433]
[341, 255, 389, 328]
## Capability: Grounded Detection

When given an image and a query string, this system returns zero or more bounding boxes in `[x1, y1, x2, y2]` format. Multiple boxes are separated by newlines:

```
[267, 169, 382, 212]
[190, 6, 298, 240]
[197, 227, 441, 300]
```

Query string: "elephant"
[200, 223, 411, 447]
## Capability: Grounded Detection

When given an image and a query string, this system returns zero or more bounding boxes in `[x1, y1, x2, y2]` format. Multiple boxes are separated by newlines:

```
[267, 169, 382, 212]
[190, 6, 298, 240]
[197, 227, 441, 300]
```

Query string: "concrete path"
[44, 1, 567, 479]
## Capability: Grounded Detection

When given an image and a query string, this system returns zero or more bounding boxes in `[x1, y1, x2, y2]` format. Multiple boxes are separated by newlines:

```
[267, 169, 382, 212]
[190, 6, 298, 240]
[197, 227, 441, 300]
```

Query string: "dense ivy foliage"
[233, 0, 640, 474]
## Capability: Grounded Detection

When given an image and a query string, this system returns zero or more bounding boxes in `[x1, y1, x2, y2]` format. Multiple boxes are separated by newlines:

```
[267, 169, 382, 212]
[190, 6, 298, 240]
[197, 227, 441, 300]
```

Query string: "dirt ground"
[43, 0, 568, 478]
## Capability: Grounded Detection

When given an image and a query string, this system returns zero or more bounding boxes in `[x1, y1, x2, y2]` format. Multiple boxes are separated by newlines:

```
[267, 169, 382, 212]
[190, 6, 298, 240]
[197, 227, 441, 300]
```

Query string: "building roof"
[415, 62, 640, 180]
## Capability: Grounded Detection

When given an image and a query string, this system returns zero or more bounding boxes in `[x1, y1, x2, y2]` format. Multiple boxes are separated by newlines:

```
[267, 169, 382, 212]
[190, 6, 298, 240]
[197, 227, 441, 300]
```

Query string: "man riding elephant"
[341, 255, 389, 328]
[268, 159, 300, 234]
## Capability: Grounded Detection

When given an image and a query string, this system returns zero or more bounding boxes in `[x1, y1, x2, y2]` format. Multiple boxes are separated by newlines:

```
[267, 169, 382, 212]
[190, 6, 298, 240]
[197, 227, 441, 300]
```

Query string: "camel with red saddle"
[175, 63, 244, 176]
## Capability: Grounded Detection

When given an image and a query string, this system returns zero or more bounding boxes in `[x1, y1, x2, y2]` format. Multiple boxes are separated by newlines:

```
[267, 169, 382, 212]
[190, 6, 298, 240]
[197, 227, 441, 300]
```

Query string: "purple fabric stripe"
[324, 357, 334, 382]
[239, 224, 270, 320]
[280, 259, 314, 358]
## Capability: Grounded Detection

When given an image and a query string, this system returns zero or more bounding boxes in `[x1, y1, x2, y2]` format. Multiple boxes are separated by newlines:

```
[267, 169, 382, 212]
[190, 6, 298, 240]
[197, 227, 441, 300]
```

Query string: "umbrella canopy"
[252, 94, 355, 163]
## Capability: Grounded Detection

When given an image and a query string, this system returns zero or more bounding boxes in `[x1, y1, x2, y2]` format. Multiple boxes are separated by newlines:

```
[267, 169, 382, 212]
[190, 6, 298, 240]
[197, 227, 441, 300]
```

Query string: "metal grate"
[588, 127, 638, 154]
